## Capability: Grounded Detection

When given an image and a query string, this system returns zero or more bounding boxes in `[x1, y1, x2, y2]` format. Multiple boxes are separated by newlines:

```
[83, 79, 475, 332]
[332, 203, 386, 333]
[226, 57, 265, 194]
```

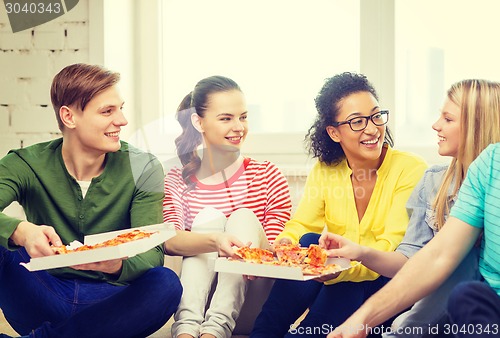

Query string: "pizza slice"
[304, 244, 327, 266]
[51, 245, 69, 255]
[233, 246, 275, 264]
[50, 229, 157, 254]
[301, 263, 341, 276]
[274, 244, 308, 265]
[96, 229, 156, 247]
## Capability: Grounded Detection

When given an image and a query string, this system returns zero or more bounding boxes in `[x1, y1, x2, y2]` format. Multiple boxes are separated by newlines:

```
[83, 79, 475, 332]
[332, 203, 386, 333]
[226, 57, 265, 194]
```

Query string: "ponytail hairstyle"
[175, 75, 241, 188]
[433, 79, 500, 229]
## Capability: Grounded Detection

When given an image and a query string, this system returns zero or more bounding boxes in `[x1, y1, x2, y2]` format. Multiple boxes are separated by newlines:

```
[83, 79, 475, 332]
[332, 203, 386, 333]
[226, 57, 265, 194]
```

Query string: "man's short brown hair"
[50, 63, 120, 131]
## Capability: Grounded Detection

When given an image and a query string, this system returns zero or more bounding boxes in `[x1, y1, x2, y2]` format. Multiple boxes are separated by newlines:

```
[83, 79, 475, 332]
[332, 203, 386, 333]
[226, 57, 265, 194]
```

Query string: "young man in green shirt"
[0, 63, 182, 337]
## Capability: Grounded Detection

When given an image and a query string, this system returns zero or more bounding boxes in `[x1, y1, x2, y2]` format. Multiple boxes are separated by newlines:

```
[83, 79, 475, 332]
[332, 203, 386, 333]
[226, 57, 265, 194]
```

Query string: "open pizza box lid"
[214, 257, 360, 281]
[21, 223, 176, 271]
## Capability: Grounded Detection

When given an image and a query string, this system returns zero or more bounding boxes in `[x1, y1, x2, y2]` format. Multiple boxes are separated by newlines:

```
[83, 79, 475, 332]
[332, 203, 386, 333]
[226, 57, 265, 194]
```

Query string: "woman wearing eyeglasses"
[250, 72, 427, 338]
[325, 79, 500, 338]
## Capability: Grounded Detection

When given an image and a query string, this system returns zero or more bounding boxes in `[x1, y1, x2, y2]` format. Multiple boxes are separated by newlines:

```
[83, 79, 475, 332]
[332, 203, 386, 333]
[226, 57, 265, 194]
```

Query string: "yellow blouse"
[276, 146, 427, 284]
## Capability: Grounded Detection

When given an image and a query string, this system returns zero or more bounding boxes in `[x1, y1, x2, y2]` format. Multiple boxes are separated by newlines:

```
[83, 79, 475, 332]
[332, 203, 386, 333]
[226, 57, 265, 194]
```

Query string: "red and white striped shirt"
[163, 158, 291, 243]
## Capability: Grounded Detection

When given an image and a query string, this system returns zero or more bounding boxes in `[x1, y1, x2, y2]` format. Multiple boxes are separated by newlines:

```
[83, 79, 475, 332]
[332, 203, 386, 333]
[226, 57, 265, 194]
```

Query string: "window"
[394, 0, 500, 148]
[159, 0, 360, 154]
[127, 0, 500, 167]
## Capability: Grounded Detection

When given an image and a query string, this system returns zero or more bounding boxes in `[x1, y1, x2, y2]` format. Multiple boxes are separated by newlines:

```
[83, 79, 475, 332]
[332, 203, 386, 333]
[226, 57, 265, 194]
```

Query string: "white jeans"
[171, 207, 268, 338]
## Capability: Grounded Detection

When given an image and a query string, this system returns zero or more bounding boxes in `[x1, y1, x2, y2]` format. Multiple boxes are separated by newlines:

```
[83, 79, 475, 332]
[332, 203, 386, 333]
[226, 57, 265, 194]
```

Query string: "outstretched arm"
[320, 233, 408, 278]
[327, 217, 480, 338]
[164, 230, 245, 257]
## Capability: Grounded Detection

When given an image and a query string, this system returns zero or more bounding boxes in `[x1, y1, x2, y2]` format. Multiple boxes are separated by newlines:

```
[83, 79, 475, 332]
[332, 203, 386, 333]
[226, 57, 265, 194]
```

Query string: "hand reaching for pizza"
[319, 232, 364, 261]
[214, 233, 246, 257]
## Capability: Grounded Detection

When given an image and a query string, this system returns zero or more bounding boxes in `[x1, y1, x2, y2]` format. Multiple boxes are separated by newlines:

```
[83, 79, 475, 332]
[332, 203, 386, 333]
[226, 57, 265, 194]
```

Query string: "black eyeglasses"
[332, 110, 389, 131]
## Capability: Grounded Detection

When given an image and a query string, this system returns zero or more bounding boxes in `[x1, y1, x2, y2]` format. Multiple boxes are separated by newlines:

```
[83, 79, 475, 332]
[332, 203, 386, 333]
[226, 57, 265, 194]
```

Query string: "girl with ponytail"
[163, 75, 292, 338]
[173, 92, 202, 190]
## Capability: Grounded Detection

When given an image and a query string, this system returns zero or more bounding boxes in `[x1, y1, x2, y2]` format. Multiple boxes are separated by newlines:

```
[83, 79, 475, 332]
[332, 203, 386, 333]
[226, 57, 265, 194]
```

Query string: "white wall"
[0, 0, 91, 218]
[0, 0, 90, 155]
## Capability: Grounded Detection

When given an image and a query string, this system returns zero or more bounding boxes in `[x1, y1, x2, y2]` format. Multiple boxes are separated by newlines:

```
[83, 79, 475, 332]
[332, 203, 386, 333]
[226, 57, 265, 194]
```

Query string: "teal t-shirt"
[450, 143, 500, 296]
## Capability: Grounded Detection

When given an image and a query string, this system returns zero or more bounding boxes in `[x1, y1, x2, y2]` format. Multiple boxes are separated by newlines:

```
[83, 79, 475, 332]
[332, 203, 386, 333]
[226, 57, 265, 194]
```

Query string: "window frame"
[90, 0, 446, 167]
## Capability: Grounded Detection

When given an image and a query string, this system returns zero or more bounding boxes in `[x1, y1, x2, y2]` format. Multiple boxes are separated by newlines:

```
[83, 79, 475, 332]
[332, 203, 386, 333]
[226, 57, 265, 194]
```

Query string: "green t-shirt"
[0, 138, 165, 285]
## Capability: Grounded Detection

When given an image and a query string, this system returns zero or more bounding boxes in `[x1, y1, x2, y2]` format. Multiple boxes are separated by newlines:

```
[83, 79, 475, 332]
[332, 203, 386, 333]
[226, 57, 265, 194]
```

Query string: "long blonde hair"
[433, 79, 500, 229]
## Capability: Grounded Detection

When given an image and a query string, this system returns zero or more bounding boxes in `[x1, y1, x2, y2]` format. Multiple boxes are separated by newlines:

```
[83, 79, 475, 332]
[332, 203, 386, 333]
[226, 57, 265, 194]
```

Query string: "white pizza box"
[21, 223, 176, 271]
[214, 257, 360, 281]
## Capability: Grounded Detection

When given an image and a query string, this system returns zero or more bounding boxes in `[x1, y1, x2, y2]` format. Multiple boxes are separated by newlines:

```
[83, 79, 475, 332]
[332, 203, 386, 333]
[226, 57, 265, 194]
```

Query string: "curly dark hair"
[305, 72, 394, 165]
